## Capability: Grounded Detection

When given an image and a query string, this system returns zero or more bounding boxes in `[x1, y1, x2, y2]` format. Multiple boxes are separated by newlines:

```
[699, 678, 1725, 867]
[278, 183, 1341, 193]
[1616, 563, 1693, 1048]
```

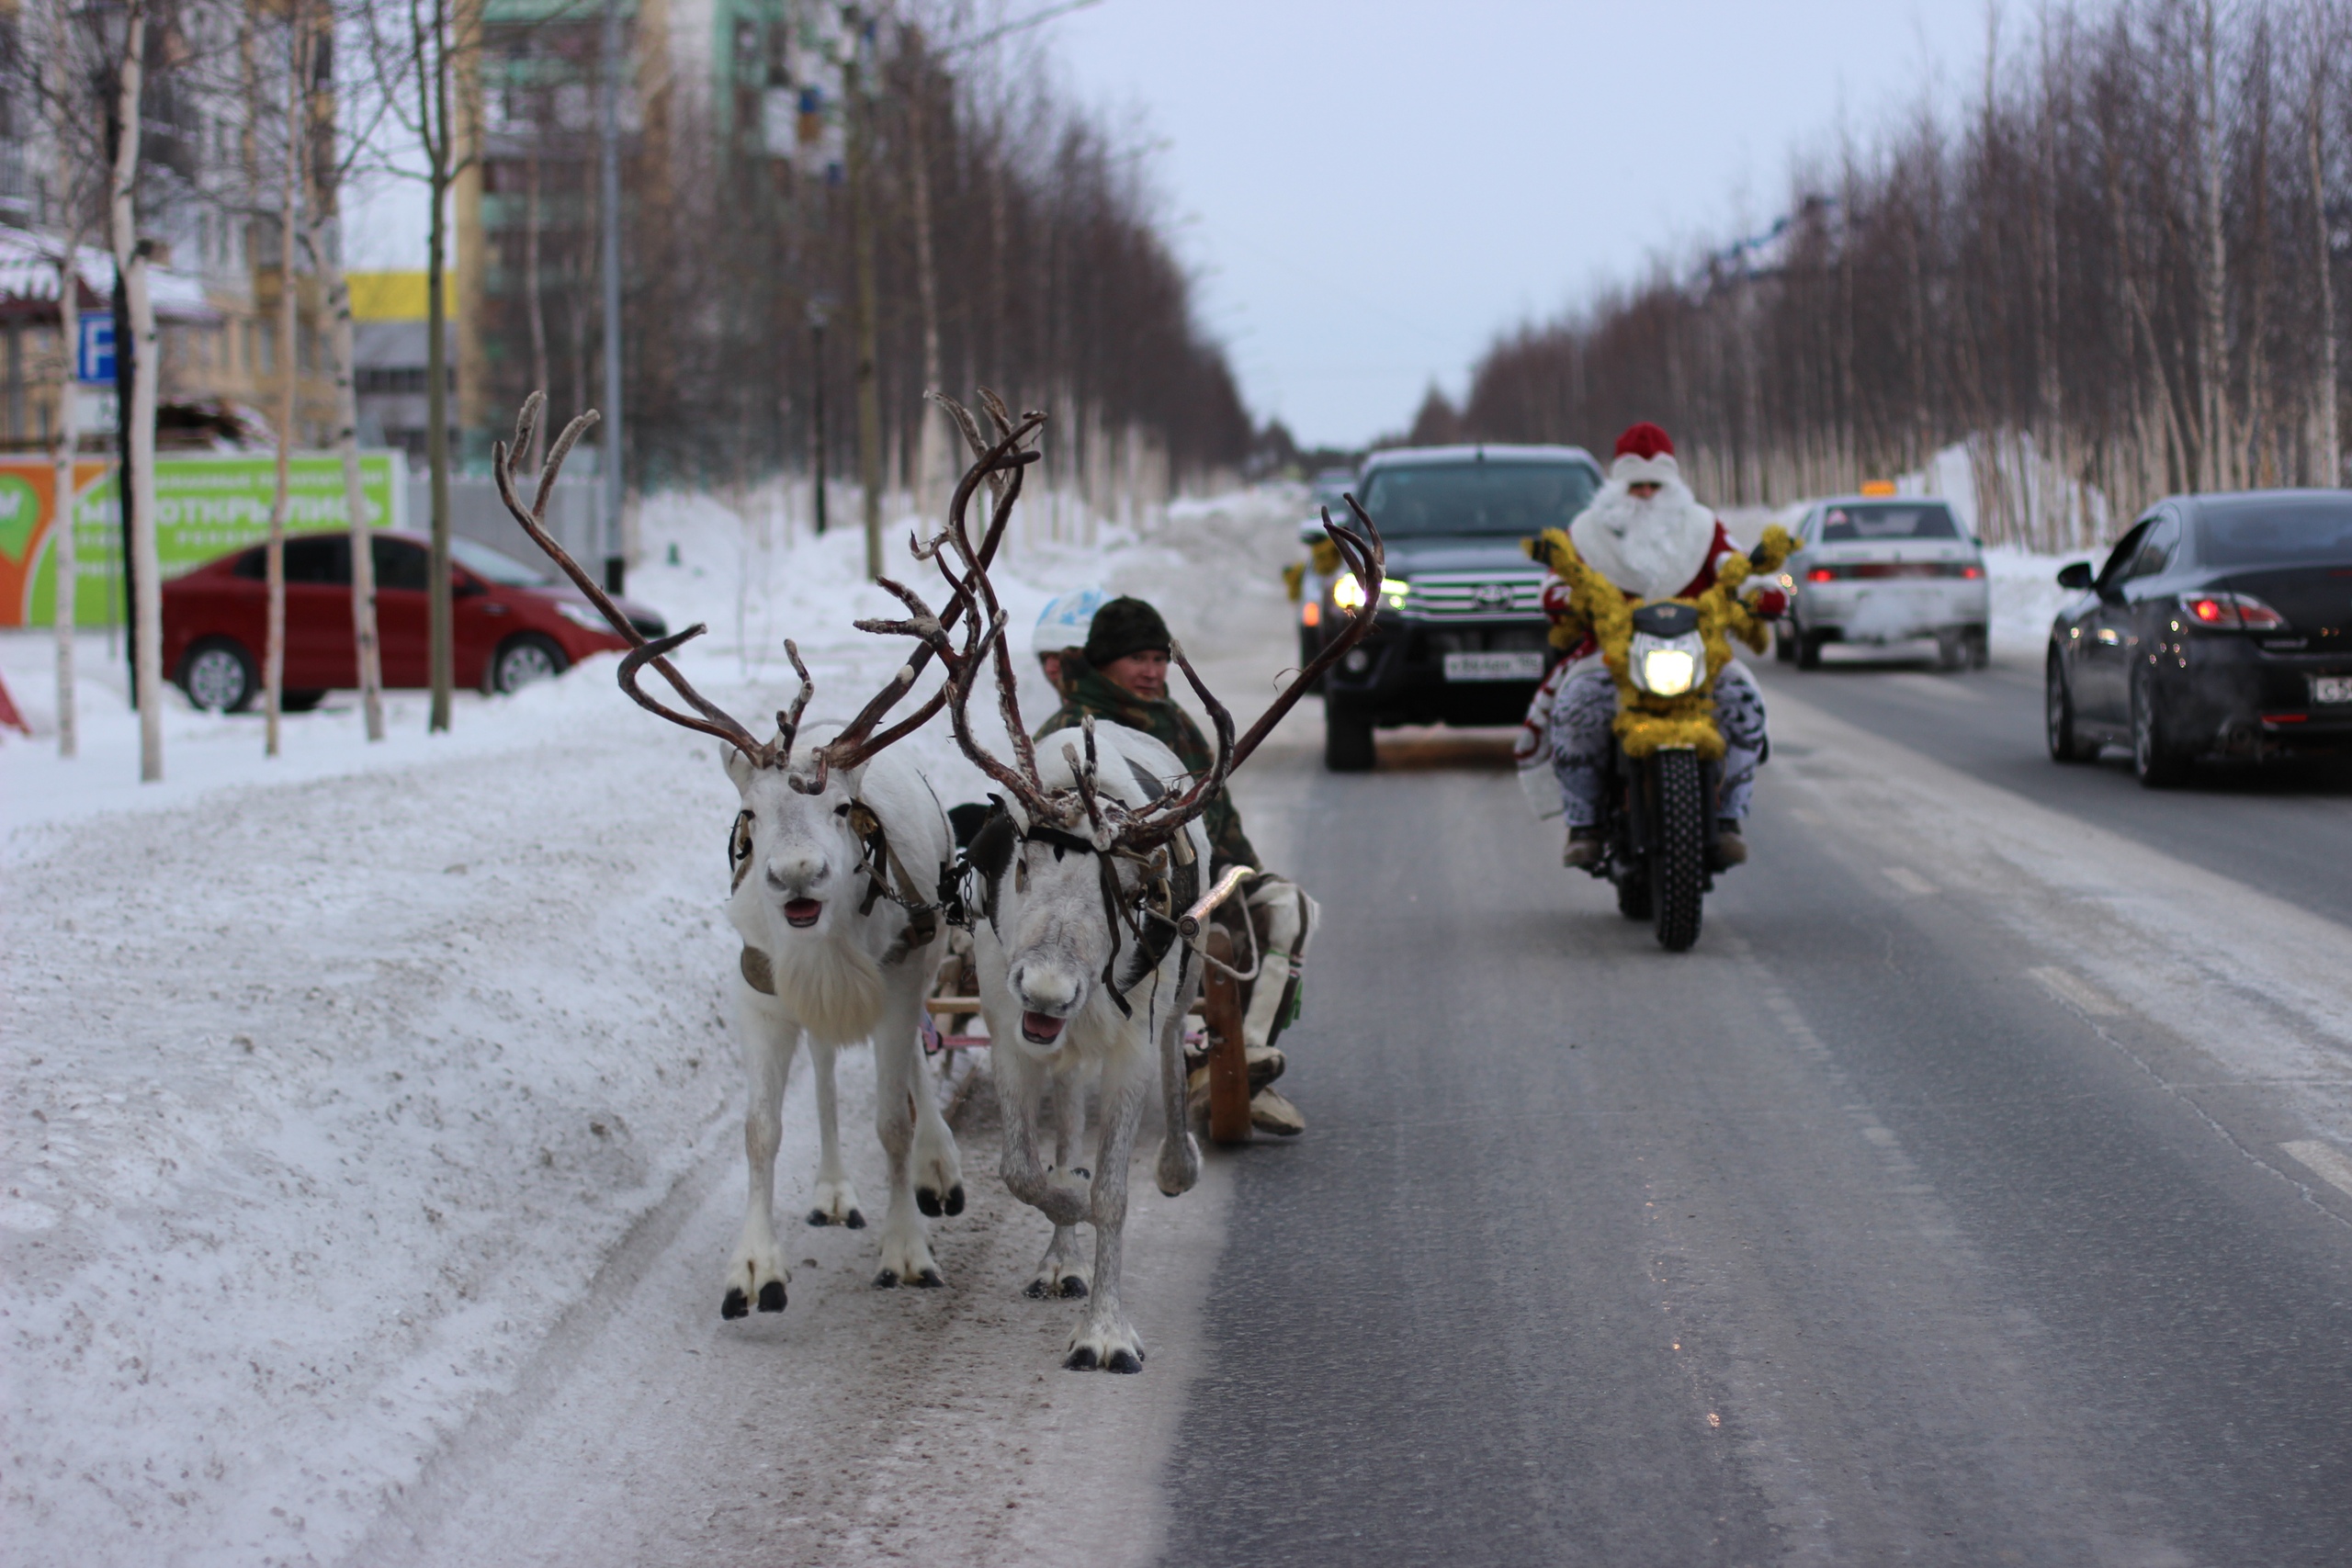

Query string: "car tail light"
[1301, 601, 1321, 628]
[1806, 567, 1838, 582]
[2177, 591, 2289, 630]
[1959, 563, 1983, 579]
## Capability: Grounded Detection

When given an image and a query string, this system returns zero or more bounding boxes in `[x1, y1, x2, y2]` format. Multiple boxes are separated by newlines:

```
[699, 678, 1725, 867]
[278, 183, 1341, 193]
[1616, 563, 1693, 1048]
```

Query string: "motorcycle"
[1526, 524, 1795, 952]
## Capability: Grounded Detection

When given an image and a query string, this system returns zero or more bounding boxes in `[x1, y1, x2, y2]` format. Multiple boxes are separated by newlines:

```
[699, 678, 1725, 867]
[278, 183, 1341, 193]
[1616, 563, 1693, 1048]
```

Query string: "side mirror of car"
[2055, 561, 2093, 591]
[452, 573, 487, 599]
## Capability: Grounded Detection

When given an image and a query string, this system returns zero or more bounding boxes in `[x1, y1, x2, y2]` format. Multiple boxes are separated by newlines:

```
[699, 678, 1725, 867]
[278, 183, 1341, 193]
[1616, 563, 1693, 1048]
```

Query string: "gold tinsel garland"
[1524, 524, 1795, 761]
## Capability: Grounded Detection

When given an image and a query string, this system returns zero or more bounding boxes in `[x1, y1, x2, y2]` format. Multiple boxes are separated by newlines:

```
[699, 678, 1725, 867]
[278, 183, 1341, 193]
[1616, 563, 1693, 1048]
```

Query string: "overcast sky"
[1040, 0, 1993, 449]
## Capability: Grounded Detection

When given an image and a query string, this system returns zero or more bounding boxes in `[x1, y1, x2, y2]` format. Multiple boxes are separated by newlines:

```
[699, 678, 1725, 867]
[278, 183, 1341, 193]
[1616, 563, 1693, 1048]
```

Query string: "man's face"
[1101, 649, 1170, 702]
[1628, 481, 1662, 501]
[1038, 651, 1064, 689]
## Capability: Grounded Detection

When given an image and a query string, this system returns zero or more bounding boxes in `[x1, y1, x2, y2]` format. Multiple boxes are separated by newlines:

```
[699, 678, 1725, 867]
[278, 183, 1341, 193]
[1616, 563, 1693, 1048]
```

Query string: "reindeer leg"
[1024, 1060, 1093, 1300]
[1155, 972, 1203, 1199]
[725, 988, 799, 1318]
[992, 1041, 1090, 1228]
[905, 970, 967, 1222]
[870, 982, 944, 1288]
[1067, 1054, 1152, 1372]
[805, 1043, 865, 1229]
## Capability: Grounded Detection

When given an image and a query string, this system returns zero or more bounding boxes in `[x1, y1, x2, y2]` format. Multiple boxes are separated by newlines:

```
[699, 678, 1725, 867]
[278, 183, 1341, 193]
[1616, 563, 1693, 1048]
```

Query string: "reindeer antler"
[921, 442, 1386, 852]
[493, 391, 946, 780]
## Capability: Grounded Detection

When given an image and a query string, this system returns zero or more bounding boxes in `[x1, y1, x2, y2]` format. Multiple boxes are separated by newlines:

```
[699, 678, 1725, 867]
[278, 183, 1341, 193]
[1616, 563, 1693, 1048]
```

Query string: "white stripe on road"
[1883, 866, 1937, 896]
[1884, 673, 1985, 703]
[2281, 1140, 2352, 1199]
[2027, 965, 2126, 1017]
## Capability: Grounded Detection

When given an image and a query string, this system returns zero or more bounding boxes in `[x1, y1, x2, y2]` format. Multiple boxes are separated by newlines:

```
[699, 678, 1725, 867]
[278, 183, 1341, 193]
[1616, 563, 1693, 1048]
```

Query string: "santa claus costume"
[1514, 423, 1778, 856]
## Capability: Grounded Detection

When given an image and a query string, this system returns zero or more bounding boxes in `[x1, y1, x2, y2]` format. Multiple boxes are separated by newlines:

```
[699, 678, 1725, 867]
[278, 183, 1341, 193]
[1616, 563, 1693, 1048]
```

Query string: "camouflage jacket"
[1035, 660, 1262, 874]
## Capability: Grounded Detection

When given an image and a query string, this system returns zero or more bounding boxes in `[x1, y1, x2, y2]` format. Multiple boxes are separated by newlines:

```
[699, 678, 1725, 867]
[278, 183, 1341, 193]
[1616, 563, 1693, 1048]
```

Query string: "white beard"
[1567, 475, 1720, 599]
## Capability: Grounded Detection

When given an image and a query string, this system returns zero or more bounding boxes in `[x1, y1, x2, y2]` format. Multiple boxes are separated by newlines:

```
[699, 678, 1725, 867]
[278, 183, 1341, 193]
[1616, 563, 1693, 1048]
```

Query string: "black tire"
[1795, 628, 1826, 671]
[1614, 866, 1653, 920]
[492, 634, 570, 695]
[1650, 750, 1706, 952]
[1774, 624, 1796, 663]
[1323, 698, 1375, 772]
[1935, 630, 1966, 672]
[179, 637, 257, 713]
[281, 689, 328, 713]
[1967, 626, 1991, 670]
[2132, 669, 2191, 788]
[2046, 656, 2095, 762]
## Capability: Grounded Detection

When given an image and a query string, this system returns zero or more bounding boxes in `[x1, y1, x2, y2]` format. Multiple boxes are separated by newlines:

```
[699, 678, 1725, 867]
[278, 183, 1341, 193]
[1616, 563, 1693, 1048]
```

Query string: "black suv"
[1305, 445, 1602, 770]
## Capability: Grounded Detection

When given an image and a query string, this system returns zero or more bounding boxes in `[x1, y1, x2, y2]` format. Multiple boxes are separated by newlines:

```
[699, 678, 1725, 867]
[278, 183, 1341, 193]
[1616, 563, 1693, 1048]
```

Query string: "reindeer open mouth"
[784, 898, 822, 928]
[1020, 1011, 1068, 1044]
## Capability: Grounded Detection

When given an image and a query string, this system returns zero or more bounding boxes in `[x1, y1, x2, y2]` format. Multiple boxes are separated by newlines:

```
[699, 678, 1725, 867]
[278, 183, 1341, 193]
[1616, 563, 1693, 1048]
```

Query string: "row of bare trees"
[467, 9, 1251, 515]
[1446, 0, 2346, 550]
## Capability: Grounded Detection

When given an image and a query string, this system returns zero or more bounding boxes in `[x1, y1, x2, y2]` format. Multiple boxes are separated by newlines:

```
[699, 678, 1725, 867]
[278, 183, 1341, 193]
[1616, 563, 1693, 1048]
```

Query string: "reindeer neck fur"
[726, 733, 950, 1047]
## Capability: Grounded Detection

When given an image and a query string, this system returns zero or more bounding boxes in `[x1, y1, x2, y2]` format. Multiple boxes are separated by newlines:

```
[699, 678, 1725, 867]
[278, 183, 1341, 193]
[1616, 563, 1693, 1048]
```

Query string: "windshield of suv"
[450, 536, 555, 585]
[2196, 496, 2352, 566]
[1358, 461, 1600, 537]
[1817, 502, 1961, 543]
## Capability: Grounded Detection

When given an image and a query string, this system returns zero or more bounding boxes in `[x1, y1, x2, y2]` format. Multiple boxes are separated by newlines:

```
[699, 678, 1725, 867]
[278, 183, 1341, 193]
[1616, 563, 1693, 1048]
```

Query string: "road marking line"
[1883, 866, 1937, 896]
[2281, 1141, 2352, 1199]
[2027, 965, 2125, 1017]
[1861, 1126, 1898, 1146]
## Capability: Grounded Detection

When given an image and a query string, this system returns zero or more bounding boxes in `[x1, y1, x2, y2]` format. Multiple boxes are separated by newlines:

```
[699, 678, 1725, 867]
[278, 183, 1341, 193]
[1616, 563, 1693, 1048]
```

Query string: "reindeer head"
[491, 393, 982, 956]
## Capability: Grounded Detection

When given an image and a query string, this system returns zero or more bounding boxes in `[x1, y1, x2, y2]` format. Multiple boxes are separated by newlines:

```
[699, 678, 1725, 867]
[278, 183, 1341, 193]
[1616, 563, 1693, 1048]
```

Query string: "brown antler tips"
[536, 411, 600, 516]
[512, 390, 543, 460]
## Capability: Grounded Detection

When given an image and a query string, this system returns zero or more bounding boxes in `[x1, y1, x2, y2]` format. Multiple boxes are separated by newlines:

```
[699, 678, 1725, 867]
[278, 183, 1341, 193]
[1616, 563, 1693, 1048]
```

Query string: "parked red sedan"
[162, 530, 668, 712]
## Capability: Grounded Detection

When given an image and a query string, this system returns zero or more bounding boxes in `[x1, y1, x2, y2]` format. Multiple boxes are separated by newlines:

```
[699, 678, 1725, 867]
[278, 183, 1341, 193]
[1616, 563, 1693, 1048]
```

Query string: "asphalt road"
[1164, 664, 2352, 1567]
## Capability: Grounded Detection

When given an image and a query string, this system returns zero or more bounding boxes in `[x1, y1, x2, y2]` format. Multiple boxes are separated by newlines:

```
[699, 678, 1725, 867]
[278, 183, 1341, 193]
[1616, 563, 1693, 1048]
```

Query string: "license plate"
[1443, 651, 1545, 682]
[2314, 675, 2352, 706]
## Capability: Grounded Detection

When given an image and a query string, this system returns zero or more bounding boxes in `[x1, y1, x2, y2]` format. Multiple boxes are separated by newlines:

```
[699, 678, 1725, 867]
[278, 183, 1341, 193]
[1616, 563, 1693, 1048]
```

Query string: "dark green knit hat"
[1084, 596, 1172, 667]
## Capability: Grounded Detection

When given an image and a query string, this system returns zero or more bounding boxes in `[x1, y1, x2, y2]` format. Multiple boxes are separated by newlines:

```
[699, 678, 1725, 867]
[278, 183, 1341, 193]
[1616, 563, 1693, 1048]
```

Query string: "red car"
[163, 530, 668, 712]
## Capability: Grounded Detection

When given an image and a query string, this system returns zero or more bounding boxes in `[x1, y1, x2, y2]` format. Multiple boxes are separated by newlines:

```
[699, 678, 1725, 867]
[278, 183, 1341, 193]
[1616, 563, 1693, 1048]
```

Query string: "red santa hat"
[1610, 422, 1681, 488]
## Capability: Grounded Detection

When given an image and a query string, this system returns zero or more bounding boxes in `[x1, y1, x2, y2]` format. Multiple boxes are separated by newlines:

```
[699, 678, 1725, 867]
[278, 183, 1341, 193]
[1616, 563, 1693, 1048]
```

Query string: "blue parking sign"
[75, 315, 115, 383]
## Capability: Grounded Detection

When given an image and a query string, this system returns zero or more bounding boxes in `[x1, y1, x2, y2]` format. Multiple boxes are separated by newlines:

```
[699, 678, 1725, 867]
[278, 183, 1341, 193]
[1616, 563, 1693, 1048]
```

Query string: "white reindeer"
[900, 430, 1386, 1371]
[492, 394, 1039, 1317]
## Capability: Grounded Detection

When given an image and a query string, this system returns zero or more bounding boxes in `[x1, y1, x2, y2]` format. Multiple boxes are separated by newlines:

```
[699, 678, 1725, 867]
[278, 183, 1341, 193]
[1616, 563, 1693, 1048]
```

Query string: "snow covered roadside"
[2, 485, 1304, 1566]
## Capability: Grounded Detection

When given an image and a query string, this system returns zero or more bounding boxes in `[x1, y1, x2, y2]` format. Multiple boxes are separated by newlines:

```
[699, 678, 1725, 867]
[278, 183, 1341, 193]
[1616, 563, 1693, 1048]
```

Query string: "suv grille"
[1407, 575, 1546, 616]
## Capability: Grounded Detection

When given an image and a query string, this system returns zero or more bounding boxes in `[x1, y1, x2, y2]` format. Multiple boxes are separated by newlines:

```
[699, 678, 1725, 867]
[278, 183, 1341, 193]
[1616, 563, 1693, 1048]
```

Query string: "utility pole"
[844, 8, 883, 582]
[599, 0, 626, 592]
[103, 73, 135, 703]
[808, 295, 831, 534]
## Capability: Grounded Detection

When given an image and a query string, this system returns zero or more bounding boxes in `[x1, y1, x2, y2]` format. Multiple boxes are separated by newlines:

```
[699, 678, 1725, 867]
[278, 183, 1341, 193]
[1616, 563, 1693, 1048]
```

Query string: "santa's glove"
[1747, 587, 1790, 620]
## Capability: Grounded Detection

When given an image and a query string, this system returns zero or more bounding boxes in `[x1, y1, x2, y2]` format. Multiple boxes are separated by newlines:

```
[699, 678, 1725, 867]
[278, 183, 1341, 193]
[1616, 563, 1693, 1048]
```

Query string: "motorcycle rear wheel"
[1651, 750, 1707, 952]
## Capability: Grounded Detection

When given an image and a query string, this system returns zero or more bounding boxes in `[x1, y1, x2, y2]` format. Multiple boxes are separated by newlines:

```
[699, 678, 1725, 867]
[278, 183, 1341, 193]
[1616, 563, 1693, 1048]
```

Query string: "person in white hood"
[1537, 422, 1785, 868]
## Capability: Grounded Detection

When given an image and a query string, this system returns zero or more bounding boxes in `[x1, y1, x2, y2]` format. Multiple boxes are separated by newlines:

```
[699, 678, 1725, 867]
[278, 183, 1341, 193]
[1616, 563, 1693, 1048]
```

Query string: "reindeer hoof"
[916, 1189, 943, 1218]
[911, 1269, 944, 1289]
[844, 1209, 865, 1229]
[1060, 1275, 1089, 1299]
[944, 1184, 966, 1216]
[1023, 1279, 1053, 1299]
[1064, 1345, 1098, 1371]
[721, 1288, 750, 1320]
[875, 1269, 900, 1289]
[1104, 1348, 1143, 1374]
[757, 1280, 786, 1313]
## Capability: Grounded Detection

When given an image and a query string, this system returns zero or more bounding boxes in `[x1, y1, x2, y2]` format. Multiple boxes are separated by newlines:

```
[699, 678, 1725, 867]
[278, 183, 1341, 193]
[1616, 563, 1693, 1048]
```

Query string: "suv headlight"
[1629, 630, 1704, 696]
[1330, 574, 1408, 613]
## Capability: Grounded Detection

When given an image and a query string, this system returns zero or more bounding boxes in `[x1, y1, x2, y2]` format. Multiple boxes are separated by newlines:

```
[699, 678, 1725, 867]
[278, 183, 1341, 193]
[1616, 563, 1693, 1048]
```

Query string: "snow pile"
[1984, 544, 2096, 656]
[0, 481, 1301, 1566]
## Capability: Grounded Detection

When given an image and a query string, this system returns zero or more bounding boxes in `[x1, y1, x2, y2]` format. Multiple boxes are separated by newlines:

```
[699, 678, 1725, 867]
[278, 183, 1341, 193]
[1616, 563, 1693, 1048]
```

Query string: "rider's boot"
[1250, 1088, 1306, 1136]
[1563, 827, 1602, 869]
[1713, 819, 1748, 866]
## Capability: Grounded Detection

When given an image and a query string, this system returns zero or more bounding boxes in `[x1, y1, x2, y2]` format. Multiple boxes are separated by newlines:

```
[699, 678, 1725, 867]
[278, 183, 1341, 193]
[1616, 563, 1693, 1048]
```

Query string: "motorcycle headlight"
[1630, 631, 1704, 696]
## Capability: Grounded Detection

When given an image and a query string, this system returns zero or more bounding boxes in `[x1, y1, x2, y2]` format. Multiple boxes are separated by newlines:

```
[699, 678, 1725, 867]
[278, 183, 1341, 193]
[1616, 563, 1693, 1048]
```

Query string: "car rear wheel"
[2046, 655, 2095, 762]
[1967, 626, 1990, 670]
[1323, 697, 1375, 772]
[1773, 624, 1796, 663]
[1794, 627, 1827, 670]
[181, 637, 257, 713]
[2132, 670, 2191, 788]
[492, 634, 569, 695]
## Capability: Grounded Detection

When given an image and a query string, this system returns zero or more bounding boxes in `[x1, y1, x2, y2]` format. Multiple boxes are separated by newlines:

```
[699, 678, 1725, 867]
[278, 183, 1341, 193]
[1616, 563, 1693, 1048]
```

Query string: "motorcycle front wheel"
[1650, 749, 1707, 951]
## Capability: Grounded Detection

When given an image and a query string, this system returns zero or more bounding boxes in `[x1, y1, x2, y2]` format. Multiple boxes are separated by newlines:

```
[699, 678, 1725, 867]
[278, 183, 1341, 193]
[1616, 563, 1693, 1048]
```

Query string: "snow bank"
[0, 481, 1302, 1566]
